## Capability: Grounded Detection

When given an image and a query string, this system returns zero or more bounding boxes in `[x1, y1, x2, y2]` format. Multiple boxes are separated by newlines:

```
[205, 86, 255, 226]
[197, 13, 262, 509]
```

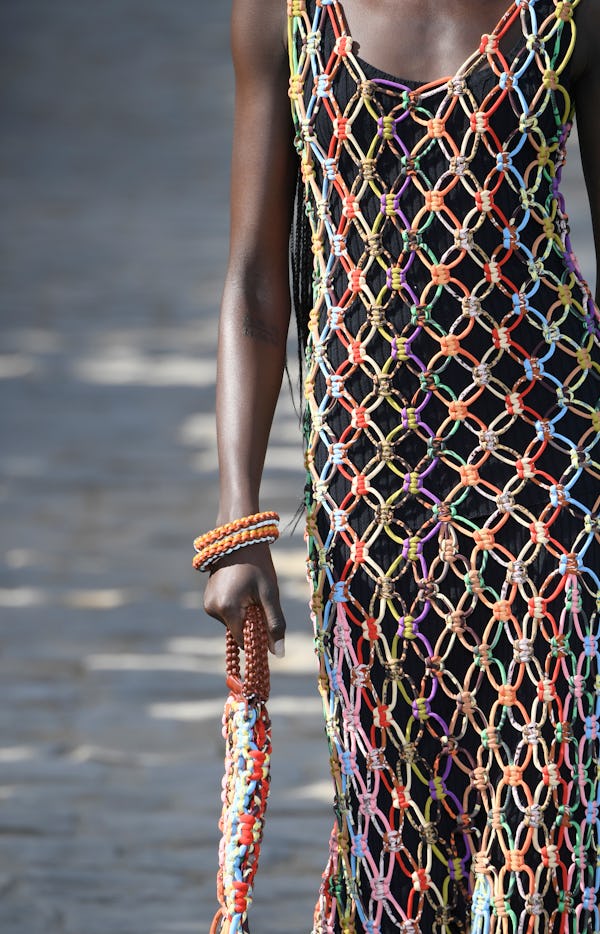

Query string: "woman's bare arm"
[573, 1, 600, 304]
[203, 0, 297, 653]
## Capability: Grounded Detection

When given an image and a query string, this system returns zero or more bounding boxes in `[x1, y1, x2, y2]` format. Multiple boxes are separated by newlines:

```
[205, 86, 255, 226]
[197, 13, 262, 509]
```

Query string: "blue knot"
[316, 74, 330, 98]
[535, 419, 554, 440]
[584, 715, 597, 740]
[584, 635, 597, 657]
[523, 357, 543, 379]
[332, 581, 348, 603]
[323, 157, 337, 180]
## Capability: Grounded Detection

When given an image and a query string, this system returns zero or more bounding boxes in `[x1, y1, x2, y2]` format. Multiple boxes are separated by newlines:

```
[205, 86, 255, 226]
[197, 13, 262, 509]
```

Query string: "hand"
[203, 542, 286, 657]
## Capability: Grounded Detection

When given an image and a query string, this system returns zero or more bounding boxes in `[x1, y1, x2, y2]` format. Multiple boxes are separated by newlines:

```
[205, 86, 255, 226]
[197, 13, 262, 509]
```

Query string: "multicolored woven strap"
[210, 607, 272, 934]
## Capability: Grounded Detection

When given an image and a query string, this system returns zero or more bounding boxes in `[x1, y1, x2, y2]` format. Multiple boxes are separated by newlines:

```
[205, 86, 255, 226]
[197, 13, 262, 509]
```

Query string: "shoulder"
[231, 0, 288, 72]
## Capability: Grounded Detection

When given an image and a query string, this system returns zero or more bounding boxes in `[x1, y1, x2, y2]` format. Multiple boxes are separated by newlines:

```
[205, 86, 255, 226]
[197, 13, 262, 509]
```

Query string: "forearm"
[215, 272, 290, 522]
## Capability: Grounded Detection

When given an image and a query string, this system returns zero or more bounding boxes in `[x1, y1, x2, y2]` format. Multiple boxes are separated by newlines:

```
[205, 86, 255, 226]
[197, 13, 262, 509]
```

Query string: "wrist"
[193, 511, 280, 573]
[216, 498, 261, 525]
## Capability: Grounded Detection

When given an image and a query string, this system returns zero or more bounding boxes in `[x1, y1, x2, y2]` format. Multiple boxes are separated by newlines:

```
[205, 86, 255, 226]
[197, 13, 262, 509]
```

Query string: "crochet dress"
[287, 0, 600, 932]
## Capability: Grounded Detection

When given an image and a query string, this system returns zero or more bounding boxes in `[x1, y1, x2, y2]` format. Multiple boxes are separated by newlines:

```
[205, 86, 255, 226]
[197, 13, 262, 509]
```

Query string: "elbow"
[221, 263, 291, 346]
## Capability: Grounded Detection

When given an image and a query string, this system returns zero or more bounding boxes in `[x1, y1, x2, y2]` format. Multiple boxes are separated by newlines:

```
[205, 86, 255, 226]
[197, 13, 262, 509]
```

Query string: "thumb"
[258, 582, 287, 658]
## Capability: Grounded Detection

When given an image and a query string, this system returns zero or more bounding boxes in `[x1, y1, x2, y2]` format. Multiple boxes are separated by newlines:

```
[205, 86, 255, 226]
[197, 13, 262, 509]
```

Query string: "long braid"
[289, 164, 312, 370]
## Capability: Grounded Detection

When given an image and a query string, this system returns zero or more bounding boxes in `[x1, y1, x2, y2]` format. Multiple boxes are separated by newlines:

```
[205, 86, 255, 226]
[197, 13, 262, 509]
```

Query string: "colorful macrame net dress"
[287, 0, 600, 931]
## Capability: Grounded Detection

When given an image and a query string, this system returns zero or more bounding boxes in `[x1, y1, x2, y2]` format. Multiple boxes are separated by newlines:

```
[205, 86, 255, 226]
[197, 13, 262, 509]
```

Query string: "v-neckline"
[335, 0, 525, 91]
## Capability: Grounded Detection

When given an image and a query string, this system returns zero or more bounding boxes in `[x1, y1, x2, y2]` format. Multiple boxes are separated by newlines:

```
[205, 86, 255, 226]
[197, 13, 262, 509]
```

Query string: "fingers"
[202, 547, 287, 657]
[203, 577, 247, 649]
[257, 578, 286, 658]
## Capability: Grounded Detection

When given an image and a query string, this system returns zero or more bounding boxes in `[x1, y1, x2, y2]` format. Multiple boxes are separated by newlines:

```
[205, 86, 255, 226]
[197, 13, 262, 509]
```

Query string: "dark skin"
[203, 0, 600, 656]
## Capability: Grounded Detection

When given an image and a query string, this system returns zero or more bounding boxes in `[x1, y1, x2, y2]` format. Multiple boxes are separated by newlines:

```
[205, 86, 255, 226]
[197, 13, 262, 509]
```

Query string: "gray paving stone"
[0, 1, 595, 932]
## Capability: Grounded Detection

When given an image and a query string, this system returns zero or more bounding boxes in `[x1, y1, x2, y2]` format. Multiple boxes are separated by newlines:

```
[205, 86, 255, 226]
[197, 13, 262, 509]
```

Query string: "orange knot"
[238, 811, 257, 847]
[542, 844, 559, 868]
[473, 766, 489, 790]
[348, 268, 365, 292]
[516, 456, 535, 478]
[342, 195, 358, 218]
[352, 405, 369, 428]
[499, 684, 517, 706]
[505, 392, 523, 415]
[351, 540, 369, 564]
[470, 111, 490, 134]
[543, 763, 560, 786]
[448, 400, 468, 420]
[333, 117, 350, 140]
[351, 474, 369, 496]
[349, 340, 365, 364]
[459, 464, 480, 486]
[392, 784, 411, 811]
[334, 35, 353, 57]
[493, 894, 509, 918]
[425, 190, 445, 211]
[484, 260, 501, 284]
[363, 617, 381, 641]
[491, 806, 503, 830]
[493, 326, 512, 349]
[479, 33, 498, 55]
[249, 749, 267, 781]
[474, 528, 495, 550]
[412, 868, 431, 891]
[505, 850, 525, 872]
[431, 263, 451, 285]
[440, 334, 461, 355]
[475, 189, 494, 212]
[493, 600, 513, 622]
[529, 521, 549, 545]
[505, 765, 523, 786]
[427, 117, 446, 138]
[374, 704, 392, 728]
[537, 678, 556, 703]
[460, 691, 476, 714]
[233, 879, 251, 914]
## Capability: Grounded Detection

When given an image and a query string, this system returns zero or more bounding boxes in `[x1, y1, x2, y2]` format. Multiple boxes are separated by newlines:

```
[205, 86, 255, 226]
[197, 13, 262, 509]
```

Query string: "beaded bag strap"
[225, 605, 271, 703]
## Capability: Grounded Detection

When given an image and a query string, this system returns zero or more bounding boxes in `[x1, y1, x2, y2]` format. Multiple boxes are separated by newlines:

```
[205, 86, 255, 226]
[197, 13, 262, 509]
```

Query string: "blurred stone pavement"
[0, 2, 595, 933]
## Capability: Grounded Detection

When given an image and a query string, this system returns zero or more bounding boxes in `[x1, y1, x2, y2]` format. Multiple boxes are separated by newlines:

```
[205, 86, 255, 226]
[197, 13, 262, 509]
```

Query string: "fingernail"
[274, 640, 285, 658]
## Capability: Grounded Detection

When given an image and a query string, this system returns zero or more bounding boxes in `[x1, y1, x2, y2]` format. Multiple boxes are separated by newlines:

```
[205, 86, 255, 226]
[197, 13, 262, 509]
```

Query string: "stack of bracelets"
[193, 511, 280, 572]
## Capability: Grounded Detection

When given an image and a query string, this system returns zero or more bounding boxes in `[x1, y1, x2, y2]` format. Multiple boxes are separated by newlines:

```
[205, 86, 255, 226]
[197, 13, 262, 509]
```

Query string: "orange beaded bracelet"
[193, 511, 280, 572]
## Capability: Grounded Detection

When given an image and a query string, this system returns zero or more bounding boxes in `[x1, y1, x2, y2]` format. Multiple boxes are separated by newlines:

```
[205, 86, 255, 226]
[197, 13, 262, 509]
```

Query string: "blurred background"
[0, 2, 595, 932]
